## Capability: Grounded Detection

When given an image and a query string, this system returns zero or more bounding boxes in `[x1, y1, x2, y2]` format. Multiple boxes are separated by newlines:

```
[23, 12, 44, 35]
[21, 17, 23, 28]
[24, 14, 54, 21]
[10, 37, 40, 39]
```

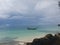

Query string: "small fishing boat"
[27, 27, 37, 30]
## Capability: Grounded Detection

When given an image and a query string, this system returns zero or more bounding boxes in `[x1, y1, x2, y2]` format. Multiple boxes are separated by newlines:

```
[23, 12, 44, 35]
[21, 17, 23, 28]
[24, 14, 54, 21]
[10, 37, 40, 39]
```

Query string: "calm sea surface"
[0, 25, 60, 42]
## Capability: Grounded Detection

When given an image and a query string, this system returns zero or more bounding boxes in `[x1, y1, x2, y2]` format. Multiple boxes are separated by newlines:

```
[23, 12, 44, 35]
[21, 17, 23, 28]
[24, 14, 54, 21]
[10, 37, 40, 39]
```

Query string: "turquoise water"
[0, 25, 60, 42]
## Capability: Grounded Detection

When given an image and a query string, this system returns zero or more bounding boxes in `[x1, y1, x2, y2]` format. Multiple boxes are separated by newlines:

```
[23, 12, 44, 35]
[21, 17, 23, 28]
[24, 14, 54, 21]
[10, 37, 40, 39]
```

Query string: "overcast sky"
[0, 0, 60, 28]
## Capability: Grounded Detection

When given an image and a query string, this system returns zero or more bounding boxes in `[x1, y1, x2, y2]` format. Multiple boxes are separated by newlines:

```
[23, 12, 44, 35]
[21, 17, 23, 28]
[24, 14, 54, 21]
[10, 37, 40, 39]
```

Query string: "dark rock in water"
[26, 33, 60, 45]
[58, 24, 60, 26]
[58, 1, 60, 7]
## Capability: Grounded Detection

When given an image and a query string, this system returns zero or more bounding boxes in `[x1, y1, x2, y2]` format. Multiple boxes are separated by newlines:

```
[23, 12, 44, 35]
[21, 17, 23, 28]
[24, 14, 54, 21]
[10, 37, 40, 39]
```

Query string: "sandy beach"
[0, 33, 48, 45]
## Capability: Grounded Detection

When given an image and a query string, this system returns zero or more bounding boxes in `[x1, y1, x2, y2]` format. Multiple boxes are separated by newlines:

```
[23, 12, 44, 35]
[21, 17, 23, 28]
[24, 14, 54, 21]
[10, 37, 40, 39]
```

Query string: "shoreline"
[15, 34, 47, 42]
[0, 33, 55, 45]
[26, 33, 60, 45]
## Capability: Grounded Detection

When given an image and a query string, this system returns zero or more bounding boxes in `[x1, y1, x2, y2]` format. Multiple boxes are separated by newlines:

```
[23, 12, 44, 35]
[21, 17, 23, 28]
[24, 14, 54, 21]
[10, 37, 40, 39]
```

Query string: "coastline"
[0, 33, 60, 45]
[26, 33, 60, 45]
[0, 33, 54, 45]
[0, 33, 48, 45]
[16, 33, 51, 42]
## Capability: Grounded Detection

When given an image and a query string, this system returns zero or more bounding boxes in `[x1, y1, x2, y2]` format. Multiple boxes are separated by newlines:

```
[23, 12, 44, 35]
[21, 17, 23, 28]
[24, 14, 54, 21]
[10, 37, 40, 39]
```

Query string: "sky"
[0, 0, 60, 28]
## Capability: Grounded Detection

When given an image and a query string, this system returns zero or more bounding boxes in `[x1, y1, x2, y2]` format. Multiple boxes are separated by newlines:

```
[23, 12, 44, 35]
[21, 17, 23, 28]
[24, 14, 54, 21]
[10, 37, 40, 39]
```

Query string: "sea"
[0, 25, 60, 44]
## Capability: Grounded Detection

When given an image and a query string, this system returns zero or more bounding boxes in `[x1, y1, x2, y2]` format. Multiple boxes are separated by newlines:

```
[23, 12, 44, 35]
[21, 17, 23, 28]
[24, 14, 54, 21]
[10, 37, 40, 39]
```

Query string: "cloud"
[0, 0, 60, 26]
[0, 0, 39, 19]
[34, 0, 60, 25]
[0, 15, 9, 19]
[10, 15, 24, 19]
[35, 0, 52, 10]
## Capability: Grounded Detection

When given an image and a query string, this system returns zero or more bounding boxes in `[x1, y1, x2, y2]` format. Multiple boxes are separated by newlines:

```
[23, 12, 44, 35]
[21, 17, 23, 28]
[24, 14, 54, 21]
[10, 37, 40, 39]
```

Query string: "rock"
[26, 33, 60, 45]
[44, 34, 53, 39]
[55, 33, 60, 38]
[26, 42, 32, 45]
[53, 33, 60, 45]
